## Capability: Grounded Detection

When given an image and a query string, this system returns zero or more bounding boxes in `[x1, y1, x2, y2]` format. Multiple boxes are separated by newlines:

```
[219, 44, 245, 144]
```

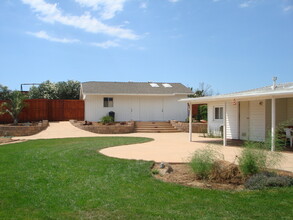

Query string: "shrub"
[238, 142, 282, 176]
[100, 116, 114, 124]
[189, 147, 222, 179]
[245, 172, 293, 190]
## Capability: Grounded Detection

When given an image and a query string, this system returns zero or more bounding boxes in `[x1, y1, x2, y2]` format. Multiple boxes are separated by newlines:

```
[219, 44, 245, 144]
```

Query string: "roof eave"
[180, 90, 293, 104]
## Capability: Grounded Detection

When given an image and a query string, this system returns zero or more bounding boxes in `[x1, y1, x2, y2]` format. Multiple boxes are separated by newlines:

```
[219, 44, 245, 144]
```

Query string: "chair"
[284, 128, 293, 147]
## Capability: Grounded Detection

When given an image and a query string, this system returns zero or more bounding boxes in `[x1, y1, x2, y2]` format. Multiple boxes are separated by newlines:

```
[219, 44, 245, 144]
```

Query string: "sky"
[0, 0, 292, 94]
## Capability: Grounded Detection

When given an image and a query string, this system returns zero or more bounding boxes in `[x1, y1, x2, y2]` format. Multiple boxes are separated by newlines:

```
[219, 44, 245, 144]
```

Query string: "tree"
[56, 80, 80, 99]
[189, 82, 213, 98]
[29, 80, 57, 99]
[0, 84, 10, 100]
[28, 80, 80, 99]
[0, 91, 27, 125]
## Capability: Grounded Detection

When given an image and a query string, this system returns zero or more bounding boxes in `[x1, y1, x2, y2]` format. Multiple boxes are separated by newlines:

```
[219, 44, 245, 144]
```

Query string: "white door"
[240, 101, 250, 140]
[130, 96, 140, 121]
[139, 97, 164, 121]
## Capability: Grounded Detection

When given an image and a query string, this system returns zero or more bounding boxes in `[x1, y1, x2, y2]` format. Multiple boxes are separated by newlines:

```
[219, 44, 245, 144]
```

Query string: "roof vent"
[272, 77, 277, 90]
[162, 83, 172, 88]
[150, 83, 159, 87]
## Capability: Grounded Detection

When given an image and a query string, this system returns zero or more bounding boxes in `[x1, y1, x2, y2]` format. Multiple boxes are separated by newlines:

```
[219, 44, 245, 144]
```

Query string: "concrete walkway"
[13, 121, 293, 172]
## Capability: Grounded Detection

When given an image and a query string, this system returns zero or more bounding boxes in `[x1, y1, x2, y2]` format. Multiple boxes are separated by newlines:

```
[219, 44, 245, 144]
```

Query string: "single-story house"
[180, 80, 293, 151]
[80, 81, 192, 122]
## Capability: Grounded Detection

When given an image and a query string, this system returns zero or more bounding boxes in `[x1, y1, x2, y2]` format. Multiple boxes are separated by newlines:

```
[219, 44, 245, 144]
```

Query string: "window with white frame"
[214, 107, 223, 120]
[104, 97, 113, 107]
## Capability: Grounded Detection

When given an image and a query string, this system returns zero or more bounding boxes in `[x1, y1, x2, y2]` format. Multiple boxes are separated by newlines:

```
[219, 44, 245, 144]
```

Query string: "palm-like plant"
[0, 91, 27, 125]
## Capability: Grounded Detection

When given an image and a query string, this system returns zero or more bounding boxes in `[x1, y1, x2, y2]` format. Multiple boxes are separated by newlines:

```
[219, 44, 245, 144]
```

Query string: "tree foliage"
[189, 82, 213, 98]
[29, 80, 80, 99]
[0, 84, 10, 100]
[0, 91, 27, 124]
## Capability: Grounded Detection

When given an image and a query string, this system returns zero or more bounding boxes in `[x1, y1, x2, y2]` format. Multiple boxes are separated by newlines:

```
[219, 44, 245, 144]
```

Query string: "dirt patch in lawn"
[152, 161, 293, 191]
[0, 137, 17, 145]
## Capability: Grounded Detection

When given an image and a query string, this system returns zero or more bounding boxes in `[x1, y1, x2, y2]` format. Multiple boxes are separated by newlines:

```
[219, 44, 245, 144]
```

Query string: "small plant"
[238, 141, 282, 176]
[245, 172, 293, 190]
[151, 169, 159, 175]
[100, 115, 114, 124]
[189, 146, 222, 179]
[0, 91, 28, 125]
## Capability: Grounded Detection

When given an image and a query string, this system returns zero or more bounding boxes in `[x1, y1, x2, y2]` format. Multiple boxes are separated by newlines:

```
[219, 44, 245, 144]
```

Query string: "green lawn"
[0, 137, 292, 219]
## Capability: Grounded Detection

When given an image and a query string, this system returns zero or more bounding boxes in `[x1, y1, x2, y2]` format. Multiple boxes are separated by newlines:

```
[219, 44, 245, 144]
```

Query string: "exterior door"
[139, 97, 164, 121]
[240, 101, 250, 140]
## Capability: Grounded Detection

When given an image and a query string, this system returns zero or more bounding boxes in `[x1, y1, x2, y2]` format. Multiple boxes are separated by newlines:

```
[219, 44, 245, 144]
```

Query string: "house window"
[104, 97, 113, 107]
[214, 107, 223, 120]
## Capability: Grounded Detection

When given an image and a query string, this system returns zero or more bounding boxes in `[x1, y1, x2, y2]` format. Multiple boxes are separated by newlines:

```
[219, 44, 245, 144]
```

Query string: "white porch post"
[223, 102, 227, 146]
[271, 97, 276, 151]
[189, 102, 192, 142]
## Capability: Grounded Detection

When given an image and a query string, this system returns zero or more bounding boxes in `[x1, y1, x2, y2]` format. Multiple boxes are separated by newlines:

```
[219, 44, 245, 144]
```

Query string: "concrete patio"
[13, 121, 293, 172]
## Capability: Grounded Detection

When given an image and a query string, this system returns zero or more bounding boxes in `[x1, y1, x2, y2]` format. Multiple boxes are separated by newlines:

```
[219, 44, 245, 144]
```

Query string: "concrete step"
[134, 121, 180, 133]
[135, 130, 179, 133]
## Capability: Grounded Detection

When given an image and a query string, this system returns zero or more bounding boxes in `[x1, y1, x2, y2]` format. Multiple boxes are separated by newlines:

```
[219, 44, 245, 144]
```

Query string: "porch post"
[189, 102, 192, 142]
[223, 102, 227, 146]
[271, 97, 276, 151]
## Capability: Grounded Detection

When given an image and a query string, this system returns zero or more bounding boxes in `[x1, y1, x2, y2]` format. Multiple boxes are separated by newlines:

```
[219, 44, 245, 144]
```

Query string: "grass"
[0, 137, 292, 219]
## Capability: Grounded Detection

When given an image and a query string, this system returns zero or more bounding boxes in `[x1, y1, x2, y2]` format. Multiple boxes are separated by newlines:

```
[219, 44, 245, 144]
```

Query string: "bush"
[238, 142, 282, 176]
[100, 116, 114, 124]
[189, 147, 222, 179]
[245, 172, 293, 190]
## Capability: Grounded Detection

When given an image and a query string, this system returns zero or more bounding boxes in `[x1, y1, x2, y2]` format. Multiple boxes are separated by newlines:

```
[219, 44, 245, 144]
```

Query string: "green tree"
[56, 80, 80, 99]
[29, 80, 80, 99]
[0, 84, 10, 100]
[29, 80, 57, 99]
[0, 91, 27, 125]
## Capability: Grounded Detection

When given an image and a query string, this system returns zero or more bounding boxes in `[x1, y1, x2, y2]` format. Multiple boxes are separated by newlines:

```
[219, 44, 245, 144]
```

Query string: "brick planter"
[0, 120, 49, 136]
[170, 120, 207, 133]
[71, 120, 135, 134]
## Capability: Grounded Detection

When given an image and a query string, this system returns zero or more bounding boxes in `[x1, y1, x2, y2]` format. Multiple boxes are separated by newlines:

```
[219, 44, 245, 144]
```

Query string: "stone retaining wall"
[170, 120, 207, 133]
[71, 120, 135, 134]
[0, 120, 49, 136]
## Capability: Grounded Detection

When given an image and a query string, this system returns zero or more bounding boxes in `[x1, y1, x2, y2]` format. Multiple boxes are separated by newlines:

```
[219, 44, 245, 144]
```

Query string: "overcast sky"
[0, 0, 292, 94]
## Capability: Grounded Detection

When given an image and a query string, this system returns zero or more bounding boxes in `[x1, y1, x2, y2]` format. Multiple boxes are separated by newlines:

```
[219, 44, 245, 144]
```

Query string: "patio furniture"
[284, 128, 293, 147]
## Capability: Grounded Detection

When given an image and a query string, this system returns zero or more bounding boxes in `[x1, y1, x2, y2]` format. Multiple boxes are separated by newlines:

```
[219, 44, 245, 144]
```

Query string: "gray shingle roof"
[81, 81, 192, 95]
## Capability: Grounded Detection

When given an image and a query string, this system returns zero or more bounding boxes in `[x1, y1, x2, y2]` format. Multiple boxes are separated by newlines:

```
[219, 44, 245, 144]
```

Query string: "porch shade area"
[181, 83, 293, 151]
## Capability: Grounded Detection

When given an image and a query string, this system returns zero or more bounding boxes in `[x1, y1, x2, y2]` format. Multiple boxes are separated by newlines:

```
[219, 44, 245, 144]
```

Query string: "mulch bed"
[152, 161, 293, 191]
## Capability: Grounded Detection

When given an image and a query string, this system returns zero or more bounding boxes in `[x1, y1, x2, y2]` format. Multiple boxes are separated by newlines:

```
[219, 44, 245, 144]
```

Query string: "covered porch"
[181, 82, 293, 151]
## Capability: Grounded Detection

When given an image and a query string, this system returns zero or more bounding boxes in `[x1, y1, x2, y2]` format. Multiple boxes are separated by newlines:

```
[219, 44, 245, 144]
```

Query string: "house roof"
[81, 81, 192, 96]
[180, 82, 293, 103]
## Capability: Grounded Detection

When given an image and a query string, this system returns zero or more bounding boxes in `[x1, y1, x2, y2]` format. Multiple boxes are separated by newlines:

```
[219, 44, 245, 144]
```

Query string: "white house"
[80, 81, 192, 122]
[180, 80, 293, 151]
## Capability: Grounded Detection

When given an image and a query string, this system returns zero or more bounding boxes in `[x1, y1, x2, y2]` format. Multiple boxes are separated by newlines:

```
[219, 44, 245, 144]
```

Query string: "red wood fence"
[0, 99, 84, 123]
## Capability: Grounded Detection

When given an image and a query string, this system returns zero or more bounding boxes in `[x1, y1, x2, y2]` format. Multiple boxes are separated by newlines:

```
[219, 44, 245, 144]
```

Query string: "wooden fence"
[0, 99, 84, 123]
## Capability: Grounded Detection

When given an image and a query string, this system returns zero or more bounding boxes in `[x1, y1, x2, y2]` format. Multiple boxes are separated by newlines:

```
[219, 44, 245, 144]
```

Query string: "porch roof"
[180, 82, 293, 104]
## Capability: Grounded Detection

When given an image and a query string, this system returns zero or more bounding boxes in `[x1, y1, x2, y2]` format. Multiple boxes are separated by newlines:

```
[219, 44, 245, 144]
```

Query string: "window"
[104, 97, 113, 107]
[150, 83, 159, 87]
[214, 107, 223, 120]
[162, 83, 172, 88]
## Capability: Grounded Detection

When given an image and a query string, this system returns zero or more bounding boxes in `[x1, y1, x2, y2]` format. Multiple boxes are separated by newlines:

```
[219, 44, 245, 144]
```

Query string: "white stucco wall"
[84, 95, 188, 122]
